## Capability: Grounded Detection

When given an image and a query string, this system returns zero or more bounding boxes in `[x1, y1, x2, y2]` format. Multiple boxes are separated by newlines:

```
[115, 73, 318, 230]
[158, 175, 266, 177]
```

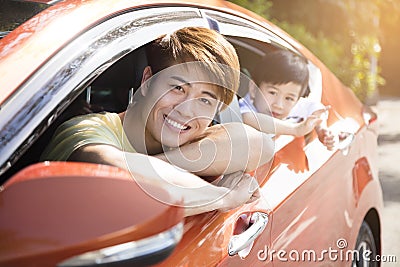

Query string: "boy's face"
[142, 64, 221, 149]
[250, 81, 302, 120]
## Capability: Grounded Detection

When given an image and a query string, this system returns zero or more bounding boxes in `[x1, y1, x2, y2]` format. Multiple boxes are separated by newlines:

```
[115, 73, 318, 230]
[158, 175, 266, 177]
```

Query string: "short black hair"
[253, 50, 309, 97]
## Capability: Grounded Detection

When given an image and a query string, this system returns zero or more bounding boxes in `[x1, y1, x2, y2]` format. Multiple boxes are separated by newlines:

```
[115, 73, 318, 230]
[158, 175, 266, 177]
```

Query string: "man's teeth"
[165, 117, 188, 130]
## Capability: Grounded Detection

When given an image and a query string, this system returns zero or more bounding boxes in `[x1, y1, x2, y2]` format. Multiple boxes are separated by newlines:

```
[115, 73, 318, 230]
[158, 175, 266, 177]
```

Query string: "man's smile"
[163, 114, 191, 131]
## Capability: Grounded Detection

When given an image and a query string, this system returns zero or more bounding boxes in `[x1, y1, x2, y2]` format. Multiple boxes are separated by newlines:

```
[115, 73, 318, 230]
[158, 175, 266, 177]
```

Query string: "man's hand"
[216, 171, 260, 212]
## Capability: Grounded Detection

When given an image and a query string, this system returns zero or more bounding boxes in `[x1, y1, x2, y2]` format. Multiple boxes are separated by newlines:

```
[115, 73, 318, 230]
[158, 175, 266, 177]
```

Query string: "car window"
[200, 8, 324, 135]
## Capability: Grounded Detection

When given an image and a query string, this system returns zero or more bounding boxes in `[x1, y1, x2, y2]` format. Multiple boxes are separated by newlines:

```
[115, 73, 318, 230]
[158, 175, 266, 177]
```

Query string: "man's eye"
[268, 91, 277, 96]
[200, 98, 211, 105]
[176, 85, 183, 91]
[174, 85, 184, 92]
[286, 97, 295, 102]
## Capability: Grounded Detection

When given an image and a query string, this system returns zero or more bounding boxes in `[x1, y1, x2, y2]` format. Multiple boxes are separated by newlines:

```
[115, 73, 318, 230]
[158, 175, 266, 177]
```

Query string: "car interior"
[0, 35, 319, 184]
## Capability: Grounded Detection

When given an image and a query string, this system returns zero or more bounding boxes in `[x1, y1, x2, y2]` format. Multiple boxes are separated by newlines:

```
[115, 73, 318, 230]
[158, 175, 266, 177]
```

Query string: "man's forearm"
[156, 122, 274, 176]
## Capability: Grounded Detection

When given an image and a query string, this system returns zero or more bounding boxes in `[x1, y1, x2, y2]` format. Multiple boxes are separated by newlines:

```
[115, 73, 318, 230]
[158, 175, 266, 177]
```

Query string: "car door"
[264, 134, 361, 266]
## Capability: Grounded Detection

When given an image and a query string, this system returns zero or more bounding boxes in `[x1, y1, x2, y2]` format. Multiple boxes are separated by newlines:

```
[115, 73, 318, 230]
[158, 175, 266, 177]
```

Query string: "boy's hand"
[311, 106, 337, 150]
[316, 127, 336, 150]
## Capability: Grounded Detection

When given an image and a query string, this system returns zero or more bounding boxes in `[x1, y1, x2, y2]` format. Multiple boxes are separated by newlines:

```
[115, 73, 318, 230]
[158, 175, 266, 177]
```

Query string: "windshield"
[0, 0, 47, 38]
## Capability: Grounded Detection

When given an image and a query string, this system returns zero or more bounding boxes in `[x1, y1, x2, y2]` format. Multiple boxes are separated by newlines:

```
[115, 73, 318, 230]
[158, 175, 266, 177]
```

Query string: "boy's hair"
[145, 27, 240, 107]
[253, 50, 310, 97]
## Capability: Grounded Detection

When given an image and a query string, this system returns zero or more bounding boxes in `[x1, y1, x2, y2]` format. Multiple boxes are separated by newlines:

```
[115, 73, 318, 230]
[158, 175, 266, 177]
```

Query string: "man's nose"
[173, 98, 196, 118]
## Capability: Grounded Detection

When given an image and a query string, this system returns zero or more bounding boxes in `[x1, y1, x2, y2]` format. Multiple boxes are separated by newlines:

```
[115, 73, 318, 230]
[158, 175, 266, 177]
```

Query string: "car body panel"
[267, 139, 374, 265]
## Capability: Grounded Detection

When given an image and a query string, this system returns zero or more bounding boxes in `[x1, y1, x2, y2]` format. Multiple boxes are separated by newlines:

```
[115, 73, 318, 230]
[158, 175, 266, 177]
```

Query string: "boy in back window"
[239, 50, 335, 150]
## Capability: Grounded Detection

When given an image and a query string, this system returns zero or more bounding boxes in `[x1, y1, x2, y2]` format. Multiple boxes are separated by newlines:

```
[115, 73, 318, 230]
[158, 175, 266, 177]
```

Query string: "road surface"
[376, 97, 400, 266]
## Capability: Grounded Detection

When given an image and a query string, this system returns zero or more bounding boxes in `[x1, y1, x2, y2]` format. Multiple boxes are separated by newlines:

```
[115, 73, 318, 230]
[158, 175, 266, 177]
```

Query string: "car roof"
[0, 0, 302, 106]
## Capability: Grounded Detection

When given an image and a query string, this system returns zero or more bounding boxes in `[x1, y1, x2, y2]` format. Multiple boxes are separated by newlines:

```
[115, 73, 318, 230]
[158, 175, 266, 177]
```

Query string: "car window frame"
[0, 6, 211, 176]
[201, 8, 324, 150]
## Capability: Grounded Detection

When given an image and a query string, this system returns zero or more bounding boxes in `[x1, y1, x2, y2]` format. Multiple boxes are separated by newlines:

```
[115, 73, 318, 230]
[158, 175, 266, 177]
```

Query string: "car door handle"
[228, 212, 269, 256]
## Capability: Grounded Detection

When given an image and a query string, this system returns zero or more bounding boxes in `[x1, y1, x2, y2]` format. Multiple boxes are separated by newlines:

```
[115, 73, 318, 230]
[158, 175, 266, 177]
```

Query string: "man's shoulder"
[64, 112, 119, 127]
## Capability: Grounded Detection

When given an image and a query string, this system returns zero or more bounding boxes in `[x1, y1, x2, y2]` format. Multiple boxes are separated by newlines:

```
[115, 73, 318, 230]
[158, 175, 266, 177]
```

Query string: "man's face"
[143, 64, 221, 150]
[251, 82, 301, 120]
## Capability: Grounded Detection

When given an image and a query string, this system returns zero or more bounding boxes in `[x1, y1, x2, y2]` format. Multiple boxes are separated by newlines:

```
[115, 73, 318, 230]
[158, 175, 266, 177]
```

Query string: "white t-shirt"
[286, 97, 325, 122]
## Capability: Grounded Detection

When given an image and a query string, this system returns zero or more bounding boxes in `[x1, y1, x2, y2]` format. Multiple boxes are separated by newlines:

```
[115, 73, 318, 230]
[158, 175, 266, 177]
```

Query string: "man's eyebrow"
[171, 76, 218, 99]
[202, 91, 218, 100]
[171, 76, 191, 86]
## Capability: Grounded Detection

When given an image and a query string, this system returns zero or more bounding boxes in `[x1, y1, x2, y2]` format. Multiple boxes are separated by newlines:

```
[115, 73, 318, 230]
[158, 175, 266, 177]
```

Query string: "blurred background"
[229, 0, 400, 102]
[1, 0, 399, 265]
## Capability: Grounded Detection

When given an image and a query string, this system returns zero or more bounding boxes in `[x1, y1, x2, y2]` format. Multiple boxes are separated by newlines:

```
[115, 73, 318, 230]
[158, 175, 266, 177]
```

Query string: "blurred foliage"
[273, 21, 352, 87]
[0, 0, 46, 32]
[228, 0, 273, 20]
[228, 0, 390, 103]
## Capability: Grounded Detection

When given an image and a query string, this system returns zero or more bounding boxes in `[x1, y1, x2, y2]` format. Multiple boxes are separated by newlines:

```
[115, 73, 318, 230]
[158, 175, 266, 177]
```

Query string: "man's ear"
[140, 66, 153, 96]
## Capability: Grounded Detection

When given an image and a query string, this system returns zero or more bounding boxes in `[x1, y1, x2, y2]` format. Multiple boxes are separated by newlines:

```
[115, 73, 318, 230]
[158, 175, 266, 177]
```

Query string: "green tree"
[323, 0, 384, 102]
[229, 0, 273, 20]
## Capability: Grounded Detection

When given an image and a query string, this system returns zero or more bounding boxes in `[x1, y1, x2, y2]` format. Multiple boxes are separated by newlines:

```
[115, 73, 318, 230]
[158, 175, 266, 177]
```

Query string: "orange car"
[0, 0, 382, 266]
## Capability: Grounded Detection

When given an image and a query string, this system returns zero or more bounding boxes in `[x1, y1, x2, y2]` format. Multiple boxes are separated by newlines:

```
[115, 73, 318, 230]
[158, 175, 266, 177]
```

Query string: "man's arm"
[242, 112, 322, 137]
[155, 122, 274, 176]
[69, 145, 258, 216]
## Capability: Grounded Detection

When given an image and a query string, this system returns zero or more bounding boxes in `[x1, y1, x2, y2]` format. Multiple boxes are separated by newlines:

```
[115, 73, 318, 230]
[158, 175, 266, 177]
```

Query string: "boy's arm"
[242, 112, 321, 137]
